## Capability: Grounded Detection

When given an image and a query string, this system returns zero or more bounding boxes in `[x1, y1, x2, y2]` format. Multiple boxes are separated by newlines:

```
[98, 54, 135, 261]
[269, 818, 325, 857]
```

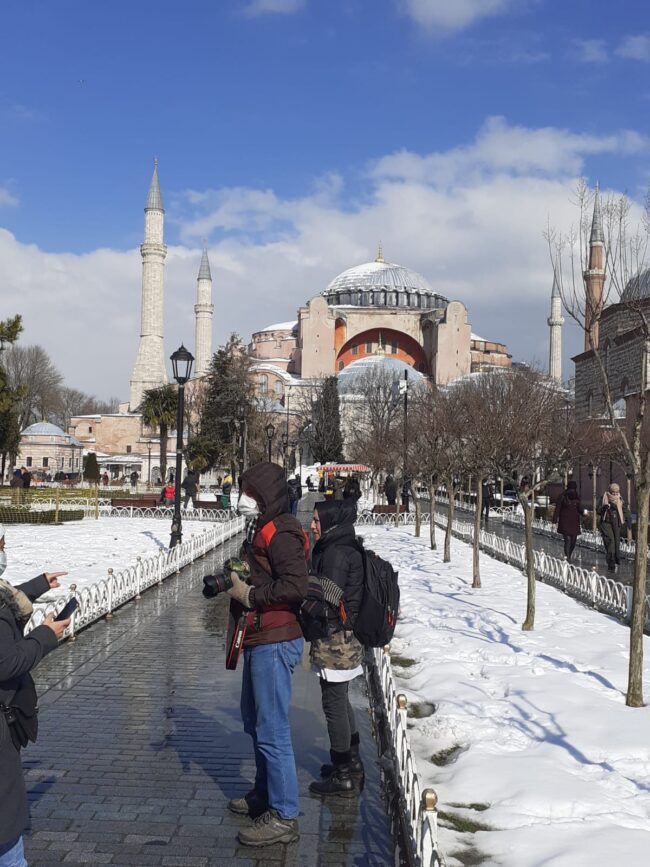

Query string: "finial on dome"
[375, 241, 384, 263]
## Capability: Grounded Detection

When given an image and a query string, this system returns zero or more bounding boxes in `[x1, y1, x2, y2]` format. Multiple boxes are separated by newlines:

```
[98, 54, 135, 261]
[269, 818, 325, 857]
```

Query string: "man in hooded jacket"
[223, 463, 308, 847]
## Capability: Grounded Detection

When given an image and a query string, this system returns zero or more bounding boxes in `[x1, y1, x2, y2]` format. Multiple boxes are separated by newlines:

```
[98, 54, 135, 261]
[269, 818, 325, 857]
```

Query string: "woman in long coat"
[552, 480, 582, 562]
[599, 483, 629, 573]
[1, 568, 69, 866]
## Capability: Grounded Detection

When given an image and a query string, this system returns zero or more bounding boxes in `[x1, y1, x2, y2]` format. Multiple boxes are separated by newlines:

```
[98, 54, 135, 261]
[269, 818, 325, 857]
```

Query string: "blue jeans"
[0, 837, 27, 867]
[240, 637, 304, 820]
[290, 500, 298, 516]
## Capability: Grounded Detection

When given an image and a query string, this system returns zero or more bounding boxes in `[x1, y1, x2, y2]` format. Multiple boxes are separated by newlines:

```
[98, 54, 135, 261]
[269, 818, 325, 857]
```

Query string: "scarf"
[602, 492, 624, 525]
[245, 516, 259, 545]
[0, 578, 33, 622]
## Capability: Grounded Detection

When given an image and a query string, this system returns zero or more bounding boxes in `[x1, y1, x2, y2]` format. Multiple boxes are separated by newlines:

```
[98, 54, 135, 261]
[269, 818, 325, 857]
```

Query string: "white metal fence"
[365, 645, 444, 867]
[26, 515, 245, 637]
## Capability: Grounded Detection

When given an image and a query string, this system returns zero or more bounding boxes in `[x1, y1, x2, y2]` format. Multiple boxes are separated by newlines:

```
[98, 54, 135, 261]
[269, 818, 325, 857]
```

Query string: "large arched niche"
[336, 327, 429, 373]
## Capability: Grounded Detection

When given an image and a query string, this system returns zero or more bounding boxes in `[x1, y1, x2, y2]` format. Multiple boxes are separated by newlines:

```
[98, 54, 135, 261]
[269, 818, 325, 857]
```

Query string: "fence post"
[55, 488, 60, 524]
[158, 551, 164, 585]
[106, 568, 114, 618]
[136, 556, 142, 600]
[176, 543, 181, 574]
[95, 485, 99, 520]
[421, 789, 440, 867]
[561, 558, 569, 591]
[625, 585, 634, 622]
[590, 567, 598, 606]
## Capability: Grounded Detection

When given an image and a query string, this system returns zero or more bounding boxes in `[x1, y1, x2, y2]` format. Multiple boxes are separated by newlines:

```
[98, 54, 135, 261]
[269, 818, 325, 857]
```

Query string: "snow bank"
[2, 517, 210, 603]
[361, 525, 650, 867]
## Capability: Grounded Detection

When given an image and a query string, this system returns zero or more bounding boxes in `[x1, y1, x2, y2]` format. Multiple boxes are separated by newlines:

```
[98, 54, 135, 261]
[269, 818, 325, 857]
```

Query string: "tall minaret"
[194, 245, 214, 377]
[548, 266, 564, 382]
[129, 161, 168, 410]
[583, 182, 605, 352]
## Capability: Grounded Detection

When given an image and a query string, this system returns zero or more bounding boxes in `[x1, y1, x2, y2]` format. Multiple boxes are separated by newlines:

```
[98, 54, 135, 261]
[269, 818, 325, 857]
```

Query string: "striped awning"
[320, 464, 370, 473]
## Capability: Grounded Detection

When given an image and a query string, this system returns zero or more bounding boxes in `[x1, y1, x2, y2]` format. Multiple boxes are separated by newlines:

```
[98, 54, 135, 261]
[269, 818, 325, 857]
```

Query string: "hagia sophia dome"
[321, 252, 448, 311]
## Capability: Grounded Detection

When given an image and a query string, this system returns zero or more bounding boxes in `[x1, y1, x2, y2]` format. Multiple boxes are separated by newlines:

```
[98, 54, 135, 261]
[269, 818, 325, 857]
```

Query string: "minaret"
[129, 160, 168, 410]
[583, 182, 605, 352]
[194, 245, 214, 377]
[548, 266, 564, 382]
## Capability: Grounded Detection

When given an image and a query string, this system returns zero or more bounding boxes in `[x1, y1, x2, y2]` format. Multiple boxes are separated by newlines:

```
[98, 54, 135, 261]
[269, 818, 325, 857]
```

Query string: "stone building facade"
[18, 422, 83, 478]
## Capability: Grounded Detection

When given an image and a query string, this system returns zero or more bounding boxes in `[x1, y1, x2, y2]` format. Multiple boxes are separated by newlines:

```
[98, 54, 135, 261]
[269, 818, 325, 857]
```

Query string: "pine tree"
[310, 376, 343, 463]
[83, 451, 101, 485]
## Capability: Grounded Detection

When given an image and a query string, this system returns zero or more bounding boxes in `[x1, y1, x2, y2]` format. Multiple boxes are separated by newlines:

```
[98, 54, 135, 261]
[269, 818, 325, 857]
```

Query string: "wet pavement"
[23, 526, 397, 866]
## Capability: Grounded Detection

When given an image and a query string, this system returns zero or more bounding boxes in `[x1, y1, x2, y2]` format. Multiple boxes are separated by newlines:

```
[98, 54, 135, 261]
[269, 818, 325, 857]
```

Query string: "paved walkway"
[23, 530, 396, 866]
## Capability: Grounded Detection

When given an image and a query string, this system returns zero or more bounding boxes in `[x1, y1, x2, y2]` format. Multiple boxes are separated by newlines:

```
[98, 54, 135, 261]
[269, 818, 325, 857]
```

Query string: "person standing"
[181, 469, 198, 509]
[552, 480, 582, 562]
[481, 480, 494, 526]
[19, 468, 31, 490]
[1, 570, 70, 867]
[599, 483, 628, 573]
[9, 471, 23, 506]
[224, 463, 308, 847]
[129, 470, 138, 492]
[287, 475, 302, 517]
[308, 500, 364, 798]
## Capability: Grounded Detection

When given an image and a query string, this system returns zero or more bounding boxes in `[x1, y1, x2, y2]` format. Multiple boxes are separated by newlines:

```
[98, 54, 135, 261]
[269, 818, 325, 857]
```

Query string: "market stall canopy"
[319, 464, 370, 473]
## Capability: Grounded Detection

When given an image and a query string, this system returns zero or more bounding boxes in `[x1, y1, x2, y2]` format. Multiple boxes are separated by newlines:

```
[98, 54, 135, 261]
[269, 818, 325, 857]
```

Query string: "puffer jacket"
[230, 462, 309, 648]
[0, 575, 58, 847]
[310, 500, 364, 671]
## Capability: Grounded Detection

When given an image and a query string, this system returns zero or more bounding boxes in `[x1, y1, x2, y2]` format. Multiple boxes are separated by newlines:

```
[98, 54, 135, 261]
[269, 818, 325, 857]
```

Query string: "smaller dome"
[22, 422, 67, 437]
[258, 321, 298, 334]
[621, 268, 650, 303]
[337, 356, 426, 396]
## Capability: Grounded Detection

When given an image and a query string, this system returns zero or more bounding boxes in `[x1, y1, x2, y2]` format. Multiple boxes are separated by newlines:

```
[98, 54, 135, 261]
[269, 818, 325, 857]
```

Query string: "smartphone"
[54, 597, 79, 622]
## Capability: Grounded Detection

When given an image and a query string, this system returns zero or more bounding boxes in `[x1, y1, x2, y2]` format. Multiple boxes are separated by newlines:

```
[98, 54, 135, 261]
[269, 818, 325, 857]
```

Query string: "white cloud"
[401, 0, 517, 33]
[0, 188, 18, 207]
[0, 118, 646, 399]
[573, 38, 608, 64]
[616, 34, 650, 61]
[243, 0, 305, 16]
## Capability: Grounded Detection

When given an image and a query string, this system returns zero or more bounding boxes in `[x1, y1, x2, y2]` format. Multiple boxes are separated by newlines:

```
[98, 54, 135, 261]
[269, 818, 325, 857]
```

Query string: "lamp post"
[265, 422, 275, 463]
[401, 370, 409, 512]
[298, 446, 304, 480]
[147, 441, 152, 488]
[169, 344, 194, 549]
[588, 461, 601, 533]
[281, 431, 289, 477]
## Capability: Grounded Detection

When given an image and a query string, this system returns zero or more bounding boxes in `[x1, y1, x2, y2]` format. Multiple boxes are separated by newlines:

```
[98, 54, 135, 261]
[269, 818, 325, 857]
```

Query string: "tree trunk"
[1, 452, 5, 485]
[428, 483, 437, 550]
[521, 492, 536, 631]
[444, 484, 454, 563]
[159, 423, 168, 482]
[627, 484, 649, 707]
[411, 481, 421, 537]
[473, 476, 483, 589]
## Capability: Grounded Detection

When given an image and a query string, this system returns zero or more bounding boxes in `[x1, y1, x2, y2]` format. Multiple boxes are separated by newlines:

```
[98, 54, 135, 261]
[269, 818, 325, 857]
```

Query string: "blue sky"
[1, 0, 650, 397]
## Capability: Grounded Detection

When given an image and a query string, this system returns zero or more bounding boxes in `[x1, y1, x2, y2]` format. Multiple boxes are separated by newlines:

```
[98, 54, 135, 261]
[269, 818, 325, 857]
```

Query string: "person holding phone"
[0, 569, 70, 867]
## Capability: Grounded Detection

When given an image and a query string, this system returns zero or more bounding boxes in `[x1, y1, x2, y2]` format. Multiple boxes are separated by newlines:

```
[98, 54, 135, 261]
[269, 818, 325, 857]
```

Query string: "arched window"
[258, 374, 268, 397]
[274, 380, 284, 399]
[351, 343, 359, 356]
[587, 390, 593, 417]
[338, 360, 344, 371]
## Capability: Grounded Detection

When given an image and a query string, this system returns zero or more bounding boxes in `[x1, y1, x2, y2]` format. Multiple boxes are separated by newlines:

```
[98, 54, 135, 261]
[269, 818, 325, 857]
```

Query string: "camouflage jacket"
[310, 628, 363, 671]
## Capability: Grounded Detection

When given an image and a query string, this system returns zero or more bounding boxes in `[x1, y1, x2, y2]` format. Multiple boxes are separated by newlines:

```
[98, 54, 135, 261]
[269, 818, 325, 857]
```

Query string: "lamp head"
[170, 344, 194, 385]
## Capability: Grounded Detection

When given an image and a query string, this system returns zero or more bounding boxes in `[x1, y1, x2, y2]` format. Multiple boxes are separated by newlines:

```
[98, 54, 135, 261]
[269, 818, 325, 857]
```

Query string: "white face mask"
[0, 549, 6, 577]
[238, 493, 260, 517]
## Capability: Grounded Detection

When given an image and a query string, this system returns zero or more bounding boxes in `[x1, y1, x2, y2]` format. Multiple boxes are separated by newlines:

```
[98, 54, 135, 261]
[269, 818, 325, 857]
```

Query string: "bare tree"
[344, 367, 402, 481]
[549, 182, 650, 705]
[3, 345, 63, 428]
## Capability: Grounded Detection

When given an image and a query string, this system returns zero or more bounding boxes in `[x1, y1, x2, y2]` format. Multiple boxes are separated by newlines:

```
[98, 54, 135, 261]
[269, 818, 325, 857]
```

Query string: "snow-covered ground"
[361, 525, 650, 867]
[2, 517, 210, 604]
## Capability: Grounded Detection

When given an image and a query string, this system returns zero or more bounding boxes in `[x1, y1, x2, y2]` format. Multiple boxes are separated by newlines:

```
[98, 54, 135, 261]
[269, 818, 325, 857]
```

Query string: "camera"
[202, 557, 251, 598]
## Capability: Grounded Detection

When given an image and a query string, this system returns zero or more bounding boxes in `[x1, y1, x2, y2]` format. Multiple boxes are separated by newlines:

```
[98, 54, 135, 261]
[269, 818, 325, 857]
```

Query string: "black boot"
[310, 750, 356, 798]
[320, 733, 364, 781]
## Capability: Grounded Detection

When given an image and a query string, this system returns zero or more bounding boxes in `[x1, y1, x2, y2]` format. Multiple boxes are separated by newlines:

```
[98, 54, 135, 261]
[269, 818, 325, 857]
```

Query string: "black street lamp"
[265, 422, 276, 463]
[169, 344, 194, 549]
[281, 431, 289, 477]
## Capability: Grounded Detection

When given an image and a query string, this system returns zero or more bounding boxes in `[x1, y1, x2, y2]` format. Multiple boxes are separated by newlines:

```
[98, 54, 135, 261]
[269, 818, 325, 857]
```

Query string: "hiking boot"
[238, 809, 299, 847]
[311, 749, 357, 798]
[320, 739, 364, 782]
[228, 788, 268, 818]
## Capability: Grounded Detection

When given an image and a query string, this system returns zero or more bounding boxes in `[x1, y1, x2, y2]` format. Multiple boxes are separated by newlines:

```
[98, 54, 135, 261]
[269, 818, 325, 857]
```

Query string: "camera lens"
[202, 572, 234, 598]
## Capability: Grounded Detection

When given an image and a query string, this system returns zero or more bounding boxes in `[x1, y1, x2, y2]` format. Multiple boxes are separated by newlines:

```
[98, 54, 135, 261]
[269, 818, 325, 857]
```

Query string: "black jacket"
[0, 575, 58, 846]
[287, 478, 302, 502]
[311, 500, 364, 631]
[181, 471, 198, 495]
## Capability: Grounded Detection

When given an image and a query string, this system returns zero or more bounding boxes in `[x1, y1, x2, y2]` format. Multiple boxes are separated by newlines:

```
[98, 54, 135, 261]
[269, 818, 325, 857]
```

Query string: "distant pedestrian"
[552, 480, 582, 562]
[101, 472, 109, 487]
[287, 475, 302, 516]
[19, 468, 31, 489]
[384, 475, 397, 507]
[181, 469, 198, 509]
[482, 480, 494, 526]
[159, 482, 175, 507]
[599, 483, 628, 573]
[9, 470, 23, 505]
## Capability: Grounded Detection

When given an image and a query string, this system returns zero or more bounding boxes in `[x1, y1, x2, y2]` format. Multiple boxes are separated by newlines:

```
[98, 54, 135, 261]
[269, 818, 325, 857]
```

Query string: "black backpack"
[353, 540, 399, 647]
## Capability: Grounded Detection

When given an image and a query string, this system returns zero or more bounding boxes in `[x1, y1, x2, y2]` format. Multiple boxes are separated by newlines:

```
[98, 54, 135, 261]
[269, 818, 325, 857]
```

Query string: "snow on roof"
[258, 321, 298, 333]
[471, 332, 486, 341]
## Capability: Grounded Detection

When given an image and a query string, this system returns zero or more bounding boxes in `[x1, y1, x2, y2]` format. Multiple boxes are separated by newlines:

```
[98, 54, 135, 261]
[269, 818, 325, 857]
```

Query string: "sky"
[1, 0, 650, 400]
